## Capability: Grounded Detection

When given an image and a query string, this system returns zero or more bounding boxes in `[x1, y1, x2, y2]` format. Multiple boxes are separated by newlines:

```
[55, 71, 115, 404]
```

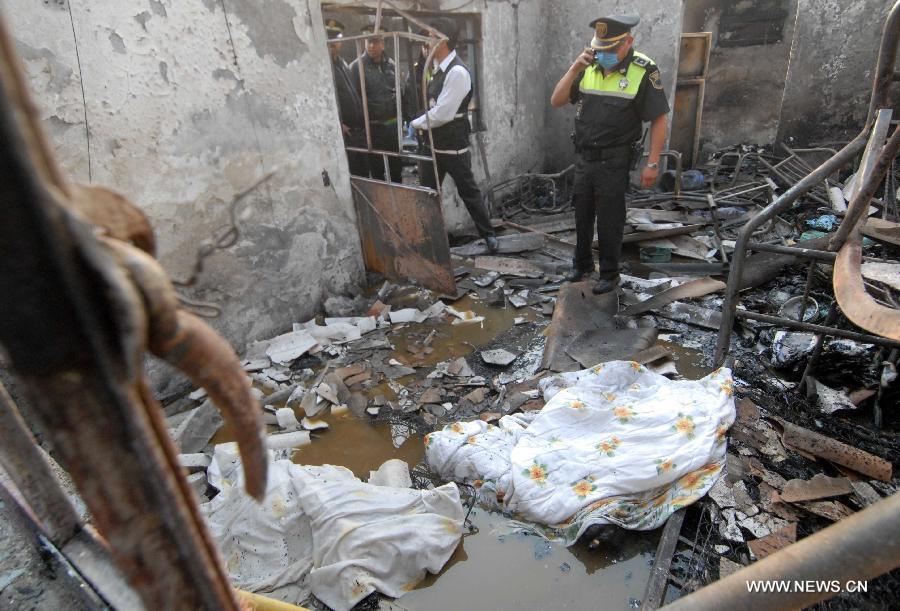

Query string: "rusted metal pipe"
[663, 492, 900, 611]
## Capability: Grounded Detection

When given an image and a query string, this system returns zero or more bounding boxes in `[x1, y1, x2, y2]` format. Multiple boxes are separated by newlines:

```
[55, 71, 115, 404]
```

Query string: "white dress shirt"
[410, 50, 471, 131]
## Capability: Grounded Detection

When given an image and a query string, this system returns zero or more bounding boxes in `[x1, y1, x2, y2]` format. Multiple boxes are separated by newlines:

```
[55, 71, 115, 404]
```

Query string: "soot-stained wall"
[2, 0, 365, 353]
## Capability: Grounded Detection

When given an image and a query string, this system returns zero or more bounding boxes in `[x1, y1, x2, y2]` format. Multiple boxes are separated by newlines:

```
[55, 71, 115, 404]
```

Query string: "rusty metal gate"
[331, 2, 457, 295]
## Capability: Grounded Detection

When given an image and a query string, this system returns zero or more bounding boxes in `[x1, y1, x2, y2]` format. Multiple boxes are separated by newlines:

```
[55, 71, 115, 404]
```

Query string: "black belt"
[577, 144, 632, 162]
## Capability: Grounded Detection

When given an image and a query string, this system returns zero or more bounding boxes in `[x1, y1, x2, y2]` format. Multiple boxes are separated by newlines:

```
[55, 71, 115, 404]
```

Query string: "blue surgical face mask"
[594, 51, 619, 70]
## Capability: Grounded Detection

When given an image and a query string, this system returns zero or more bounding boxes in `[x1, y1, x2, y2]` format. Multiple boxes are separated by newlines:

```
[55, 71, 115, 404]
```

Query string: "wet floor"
[208, 282, 710, 609]
[290, 411, 424, 479]
[388, 293, 541, 369]
[657, 340, 711, 380]
[400, 508, 656, 611]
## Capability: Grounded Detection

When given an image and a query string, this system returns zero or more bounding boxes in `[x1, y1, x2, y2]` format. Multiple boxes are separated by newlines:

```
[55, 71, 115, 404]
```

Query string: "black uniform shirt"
[331, 55, 364, 129]
[569, 49, 670, 149]
[349, 53, 398, 122]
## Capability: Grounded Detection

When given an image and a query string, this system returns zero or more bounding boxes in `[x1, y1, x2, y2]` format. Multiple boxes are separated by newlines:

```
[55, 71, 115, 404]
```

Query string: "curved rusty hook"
[102, 238, 268, 500]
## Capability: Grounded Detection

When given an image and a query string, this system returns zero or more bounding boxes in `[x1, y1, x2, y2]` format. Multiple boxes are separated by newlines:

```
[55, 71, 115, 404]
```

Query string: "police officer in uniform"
[412, 18, 498, 253]
[350, 24, 403, 183]
[551, 15, 669, 294]
[326, 19, 367, 177]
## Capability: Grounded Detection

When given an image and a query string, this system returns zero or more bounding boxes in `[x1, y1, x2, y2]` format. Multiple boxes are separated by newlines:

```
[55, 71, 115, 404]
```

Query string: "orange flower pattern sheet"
[425, 361, 735, 544]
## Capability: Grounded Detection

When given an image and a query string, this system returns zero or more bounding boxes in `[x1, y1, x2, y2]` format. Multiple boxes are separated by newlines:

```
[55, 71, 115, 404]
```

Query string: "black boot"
[592, 275, 620, 295]
[485, 236, 499, 254]
[565, 267, 592, 282]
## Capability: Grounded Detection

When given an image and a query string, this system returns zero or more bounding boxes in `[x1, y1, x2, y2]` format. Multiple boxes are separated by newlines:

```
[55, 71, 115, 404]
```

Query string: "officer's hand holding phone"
[571, 48, 593, 73]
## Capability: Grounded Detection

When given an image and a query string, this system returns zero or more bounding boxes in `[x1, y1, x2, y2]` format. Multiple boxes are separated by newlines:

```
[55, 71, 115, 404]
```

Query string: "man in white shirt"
[411, 18, 497, 253]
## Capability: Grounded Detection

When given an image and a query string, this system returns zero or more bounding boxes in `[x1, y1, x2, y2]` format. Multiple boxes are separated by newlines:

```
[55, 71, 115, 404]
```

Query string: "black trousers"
[367, 123, 402, 183]
[572, 152, 630, 280]
[345, 129, 369, 177]
[420, 150, 494, 238]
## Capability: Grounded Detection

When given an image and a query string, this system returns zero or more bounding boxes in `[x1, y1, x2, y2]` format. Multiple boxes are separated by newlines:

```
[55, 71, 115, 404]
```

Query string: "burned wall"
[542, 0, 684, 170]
[2, 0, 365, 353]
[777, 0, 895, 146]
[683, 0, 799, 158]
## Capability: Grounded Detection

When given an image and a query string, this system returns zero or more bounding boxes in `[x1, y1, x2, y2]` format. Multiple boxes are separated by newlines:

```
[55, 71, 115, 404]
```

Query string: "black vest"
[426, 56, 472, 151]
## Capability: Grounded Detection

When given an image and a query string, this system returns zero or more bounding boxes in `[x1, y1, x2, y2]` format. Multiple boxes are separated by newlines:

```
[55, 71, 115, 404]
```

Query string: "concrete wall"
[2, 0, 365, 351]
[683, 0, 799, 158]
[543, 0, 684, 170]
[777, 0, 895, 146]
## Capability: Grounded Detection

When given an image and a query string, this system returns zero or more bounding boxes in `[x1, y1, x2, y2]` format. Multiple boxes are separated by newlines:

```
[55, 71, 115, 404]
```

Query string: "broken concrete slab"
[343, 371, 372, 387]
[778, 419, 892, 482]
[418, 388, 443, 405]
[172, 400, 223, 453]
[348, 393, 369, 418]
[462, 387, 489, 405]
[779, 474, 853, 503]
[481, 349, 518, 367]
[447, 358, 474, 377]
[315, 383, 339, 405]
[266, 329, 319, 365]
[473, 271, 501, 288]
[263, 383, 303, 408]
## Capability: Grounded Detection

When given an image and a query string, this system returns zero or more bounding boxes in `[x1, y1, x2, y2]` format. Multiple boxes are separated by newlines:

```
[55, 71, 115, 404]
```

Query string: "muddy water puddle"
[401, 508, 656, 611]
[388, 294, 542, 368]
[658, 340, 711, 380]
[290, 412, 424, 479]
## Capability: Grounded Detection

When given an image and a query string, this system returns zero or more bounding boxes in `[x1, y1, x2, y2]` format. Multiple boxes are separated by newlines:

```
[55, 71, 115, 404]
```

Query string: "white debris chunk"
[708, 477, 736, 509]
[368, 459, 413, 488]
[178, 453, 212, 470]
[481, 349, 518, 366]
[266, 329, 319, 364]
[738, 512, 790, 539]
[267, 431, 312, 451]
[276, 408, 302, 431]
[302, 417, 329, 431]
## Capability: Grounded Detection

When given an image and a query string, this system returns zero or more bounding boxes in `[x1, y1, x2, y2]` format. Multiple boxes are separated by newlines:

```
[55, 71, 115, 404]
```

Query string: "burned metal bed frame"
[712, 1, 900, 385]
